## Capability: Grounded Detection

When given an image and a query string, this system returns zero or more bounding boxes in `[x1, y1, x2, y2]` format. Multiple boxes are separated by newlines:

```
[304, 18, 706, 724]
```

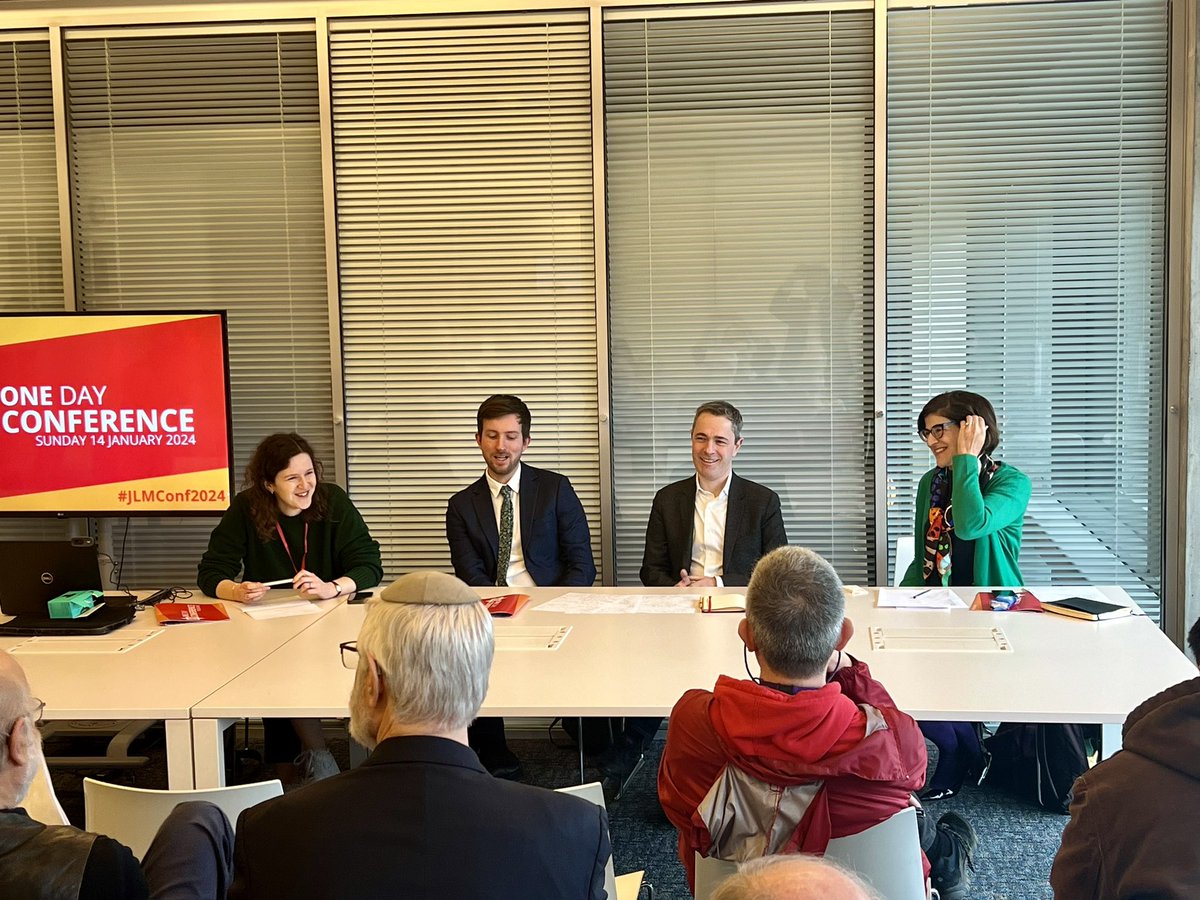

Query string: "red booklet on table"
[482, 594, 531, 617]
[971, 590, 1042, 612]
[154, 602, 230, 624]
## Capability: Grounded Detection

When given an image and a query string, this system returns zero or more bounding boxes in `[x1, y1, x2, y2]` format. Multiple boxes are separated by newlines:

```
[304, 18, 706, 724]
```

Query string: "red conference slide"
[0, 313, 232, 514]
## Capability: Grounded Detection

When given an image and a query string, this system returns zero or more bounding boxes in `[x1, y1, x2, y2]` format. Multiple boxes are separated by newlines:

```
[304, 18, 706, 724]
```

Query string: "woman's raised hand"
[956, 414, 988, 457]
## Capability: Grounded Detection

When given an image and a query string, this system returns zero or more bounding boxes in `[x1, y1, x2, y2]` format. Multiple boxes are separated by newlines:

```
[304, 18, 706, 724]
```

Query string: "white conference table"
[0, 594, 344, 788]
[189, 584, 1196, 788]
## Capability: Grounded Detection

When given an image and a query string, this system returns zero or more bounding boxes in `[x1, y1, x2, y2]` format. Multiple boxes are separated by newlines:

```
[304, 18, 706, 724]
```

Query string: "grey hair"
[710, 854, 881, 900]
[356, 597, 494, 731]
[693, 400, 744, 441]
[745, 546, 845, 680]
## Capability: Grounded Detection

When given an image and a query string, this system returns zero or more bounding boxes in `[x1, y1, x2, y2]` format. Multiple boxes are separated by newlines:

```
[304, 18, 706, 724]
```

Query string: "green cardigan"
[198, 482, 382, 597]
[900, 455, 1030, 588]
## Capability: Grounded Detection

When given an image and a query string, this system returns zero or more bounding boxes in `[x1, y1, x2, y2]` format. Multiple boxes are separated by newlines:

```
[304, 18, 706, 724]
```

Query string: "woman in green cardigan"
[198, 432, 382, 784]
[901, 390, 1031, 799]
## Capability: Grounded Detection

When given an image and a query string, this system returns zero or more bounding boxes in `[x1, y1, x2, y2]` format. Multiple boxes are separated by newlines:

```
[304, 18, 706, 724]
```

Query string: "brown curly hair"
[243, 432, 330, 542]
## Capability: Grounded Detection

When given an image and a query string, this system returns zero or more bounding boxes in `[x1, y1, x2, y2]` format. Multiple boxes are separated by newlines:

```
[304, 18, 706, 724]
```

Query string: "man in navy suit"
[447, 394, 596, 777]
[229, 572, 611, 900]
[601, 399, 788, 800]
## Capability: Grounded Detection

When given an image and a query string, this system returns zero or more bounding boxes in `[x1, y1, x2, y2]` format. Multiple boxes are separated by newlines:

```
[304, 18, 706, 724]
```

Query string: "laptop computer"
[0, 539, 135, 636]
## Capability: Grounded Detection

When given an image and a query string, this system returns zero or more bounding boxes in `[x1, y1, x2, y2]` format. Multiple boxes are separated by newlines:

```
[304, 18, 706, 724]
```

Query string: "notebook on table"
[0, 540, 135, 636]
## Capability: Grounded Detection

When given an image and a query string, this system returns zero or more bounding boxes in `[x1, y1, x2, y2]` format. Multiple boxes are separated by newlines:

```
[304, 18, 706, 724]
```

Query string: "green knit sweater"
[198, 482, 382, 597]
[900, 455, 1031, 588]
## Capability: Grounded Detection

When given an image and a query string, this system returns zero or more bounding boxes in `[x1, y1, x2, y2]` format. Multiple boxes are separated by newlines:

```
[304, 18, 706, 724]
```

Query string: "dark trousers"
[141, 801, 234, 900]
[262, 718, 300, 765]
[624, 716, 662, 747]
[467, 716, 509, 754]
[920, 720, 982, 792]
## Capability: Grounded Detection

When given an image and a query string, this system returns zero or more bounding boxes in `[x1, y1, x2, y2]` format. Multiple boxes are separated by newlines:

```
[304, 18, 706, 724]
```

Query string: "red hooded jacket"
[657, 658, 928, 889]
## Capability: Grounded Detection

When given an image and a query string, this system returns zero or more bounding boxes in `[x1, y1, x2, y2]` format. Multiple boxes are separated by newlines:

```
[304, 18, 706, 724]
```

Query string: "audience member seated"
[228, 571, 612, 899]
[710, 854, 881, 900]
[658, 546, 976, 898]
[0, 651, 233, 899]
[1050, 616, 1200, 898]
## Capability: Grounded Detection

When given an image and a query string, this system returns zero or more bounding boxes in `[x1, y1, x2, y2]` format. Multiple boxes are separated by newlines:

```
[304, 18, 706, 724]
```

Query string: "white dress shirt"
[690, 474, 730, 587]
[486, 463, 535, 587]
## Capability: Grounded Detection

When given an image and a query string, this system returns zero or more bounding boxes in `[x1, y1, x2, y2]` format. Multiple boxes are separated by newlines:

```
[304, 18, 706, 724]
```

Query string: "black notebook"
[1040, 596, 1136, 621]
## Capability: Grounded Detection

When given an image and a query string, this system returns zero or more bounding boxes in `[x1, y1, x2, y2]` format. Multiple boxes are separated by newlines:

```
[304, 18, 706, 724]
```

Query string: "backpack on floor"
[983, 723, 1094, 814]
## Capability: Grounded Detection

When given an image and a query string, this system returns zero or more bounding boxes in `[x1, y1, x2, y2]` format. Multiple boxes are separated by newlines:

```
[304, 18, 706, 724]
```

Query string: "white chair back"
[556, 782, 618, 900]
[25, 757, 69, 825]
[694, 806, 923, 900]
[825, 806, 924, 900]
[83, 777, 282, 860]
[894, 535, 916, 586]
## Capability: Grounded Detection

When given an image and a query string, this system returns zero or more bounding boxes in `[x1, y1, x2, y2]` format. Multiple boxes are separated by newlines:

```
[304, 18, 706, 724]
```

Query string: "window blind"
[605, 9, 875, 585]
[885, 0, 1168, 617]
[330, 14, 601, 580]
[0, 36, 70, 541]
[65, 30, 331, 588]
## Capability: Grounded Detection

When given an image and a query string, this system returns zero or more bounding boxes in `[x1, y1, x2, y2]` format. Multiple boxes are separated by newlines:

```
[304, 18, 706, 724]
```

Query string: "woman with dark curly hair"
[901, 391, 1031, 800]
[198, 432, 382, 782]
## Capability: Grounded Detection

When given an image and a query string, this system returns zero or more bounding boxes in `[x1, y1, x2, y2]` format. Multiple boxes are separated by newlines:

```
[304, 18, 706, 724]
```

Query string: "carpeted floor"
[47, 724, 1068, 898]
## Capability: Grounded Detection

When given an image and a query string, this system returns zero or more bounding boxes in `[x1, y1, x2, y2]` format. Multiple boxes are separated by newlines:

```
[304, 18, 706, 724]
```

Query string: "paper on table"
[535, 592, 701, 614]
[239, 598, 322, 620]
[876, 588, 966, 610]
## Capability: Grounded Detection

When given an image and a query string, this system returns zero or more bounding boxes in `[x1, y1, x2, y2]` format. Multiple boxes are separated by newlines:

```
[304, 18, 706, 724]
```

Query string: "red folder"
[971, 590, 1042, 612]
[482, 594, 531, 617]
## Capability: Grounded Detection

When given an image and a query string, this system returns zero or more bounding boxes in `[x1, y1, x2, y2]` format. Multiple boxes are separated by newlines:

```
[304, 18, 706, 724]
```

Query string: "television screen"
[0, 311, 233, 517]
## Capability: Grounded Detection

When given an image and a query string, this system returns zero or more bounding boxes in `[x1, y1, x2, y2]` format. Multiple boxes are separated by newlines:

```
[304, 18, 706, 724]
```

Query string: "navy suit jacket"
[229, 736, 611, 900]
[446, 463, 596, 587]
[640, 471, 787, 587]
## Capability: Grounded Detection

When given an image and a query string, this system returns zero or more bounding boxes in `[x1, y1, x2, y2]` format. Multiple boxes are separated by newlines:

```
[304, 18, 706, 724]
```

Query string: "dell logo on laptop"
[40, 572, 54, 585]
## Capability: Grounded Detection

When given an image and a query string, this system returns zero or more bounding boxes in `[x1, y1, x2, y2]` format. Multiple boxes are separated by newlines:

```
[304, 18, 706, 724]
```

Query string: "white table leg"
[1099, 722, 1122, 760]
[165, 719, 195, 789]
[192, 717, 237, 788]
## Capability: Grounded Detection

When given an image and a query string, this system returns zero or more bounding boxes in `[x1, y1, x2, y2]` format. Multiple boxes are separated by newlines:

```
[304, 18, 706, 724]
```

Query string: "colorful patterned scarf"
[922, 454, 999, 584]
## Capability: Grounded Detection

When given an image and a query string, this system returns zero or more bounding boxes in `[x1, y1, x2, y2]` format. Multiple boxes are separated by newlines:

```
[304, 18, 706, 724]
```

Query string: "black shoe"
[930, 812, 977, 900]
[970, 747, 993, 787]
[599, 734, 645, 803]
[478, 747, 523, 781]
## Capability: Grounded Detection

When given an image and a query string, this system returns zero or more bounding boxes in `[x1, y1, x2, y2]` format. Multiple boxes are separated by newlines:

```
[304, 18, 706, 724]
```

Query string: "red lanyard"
[275, 521, 308, 574]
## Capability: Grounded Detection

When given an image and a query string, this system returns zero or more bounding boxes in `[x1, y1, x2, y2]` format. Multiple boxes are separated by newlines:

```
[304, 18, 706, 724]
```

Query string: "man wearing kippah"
[228, 571, 612, 900]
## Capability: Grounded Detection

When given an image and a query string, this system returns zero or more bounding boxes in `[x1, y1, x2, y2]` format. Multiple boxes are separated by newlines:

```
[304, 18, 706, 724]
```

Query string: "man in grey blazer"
[601, 400, 788, 800]
[229, 572, 611, 900]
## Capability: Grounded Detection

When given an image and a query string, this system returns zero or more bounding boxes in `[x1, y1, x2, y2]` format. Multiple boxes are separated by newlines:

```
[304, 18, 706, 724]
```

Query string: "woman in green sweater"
[198, 432, 382, 783]
[901, 390, 1031, 800]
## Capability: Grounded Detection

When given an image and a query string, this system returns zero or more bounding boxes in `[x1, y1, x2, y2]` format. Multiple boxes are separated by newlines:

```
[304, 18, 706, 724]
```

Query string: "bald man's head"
[710, 854, 880, 900]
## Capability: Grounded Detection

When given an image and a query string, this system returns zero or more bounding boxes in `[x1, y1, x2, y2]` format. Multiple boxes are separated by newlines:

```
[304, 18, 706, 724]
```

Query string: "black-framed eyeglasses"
[918, 422, 958, 442]
[339, 641, 358, 670]
[0, 697, 45, 740]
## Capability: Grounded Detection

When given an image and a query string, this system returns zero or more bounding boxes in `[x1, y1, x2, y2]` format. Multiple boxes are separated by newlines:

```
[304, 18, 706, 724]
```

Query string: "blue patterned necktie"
[496, 484, 513, 587]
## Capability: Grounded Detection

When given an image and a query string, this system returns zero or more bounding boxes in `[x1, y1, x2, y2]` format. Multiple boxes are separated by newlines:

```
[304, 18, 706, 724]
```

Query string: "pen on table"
[912, 588, 932, 598]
